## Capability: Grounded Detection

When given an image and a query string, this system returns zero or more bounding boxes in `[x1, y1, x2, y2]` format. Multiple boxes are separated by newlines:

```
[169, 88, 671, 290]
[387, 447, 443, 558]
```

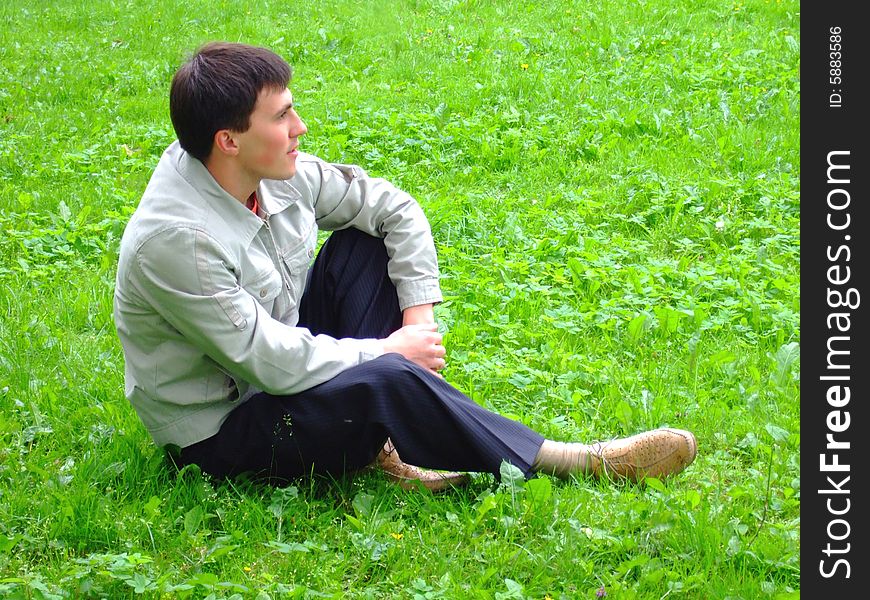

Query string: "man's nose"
[292, 116, 307, 138]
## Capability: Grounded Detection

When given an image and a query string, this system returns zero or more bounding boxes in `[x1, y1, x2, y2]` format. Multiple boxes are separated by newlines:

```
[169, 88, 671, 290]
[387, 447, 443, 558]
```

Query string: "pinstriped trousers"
[179, 228, 544, 482]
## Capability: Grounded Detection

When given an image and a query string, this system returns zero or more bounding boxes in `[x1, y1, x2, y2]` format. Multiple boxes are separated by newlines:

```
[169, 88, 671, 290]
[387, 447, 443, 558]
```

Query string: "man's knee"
[359, 353, 434, 393]
[367, 352, 417, 374]
[357, 354, 452, 420]
[325, 227, 386, 258]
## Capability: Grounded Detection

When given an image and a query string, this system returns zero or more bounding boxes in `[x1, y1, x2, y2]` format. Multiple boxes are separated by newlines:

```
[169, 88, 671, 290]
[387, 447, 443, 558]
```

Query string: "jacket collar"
[257, 178, 302, 217]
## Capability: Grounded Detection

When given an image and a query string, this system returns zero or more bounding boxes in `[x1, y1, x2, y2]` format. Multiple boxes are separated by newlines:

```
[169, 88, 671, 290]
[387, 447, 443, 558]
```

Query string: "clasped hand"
[381, 323, 447, 376]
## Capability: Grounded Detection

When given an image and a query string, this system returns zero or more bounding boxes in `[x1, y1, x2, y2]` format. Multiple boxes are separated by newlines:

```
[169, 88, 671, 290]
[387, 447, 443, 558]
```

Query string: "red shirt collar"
[246, 190, 259, 214]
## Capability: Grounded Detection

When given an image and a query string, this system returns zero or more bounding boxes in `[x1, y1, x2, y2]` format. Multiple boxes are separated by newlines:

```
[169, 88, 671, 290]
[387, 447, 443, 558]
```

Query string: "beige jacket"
[113, 141, 442, 448]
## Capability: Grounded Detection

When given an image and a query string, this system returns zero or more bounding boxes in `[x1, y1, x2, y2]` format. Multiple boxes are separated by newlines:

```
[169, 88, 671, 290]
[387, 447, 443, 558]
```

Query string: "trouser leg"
[297, 227, 402, 339]
[180, 354, 544, 482]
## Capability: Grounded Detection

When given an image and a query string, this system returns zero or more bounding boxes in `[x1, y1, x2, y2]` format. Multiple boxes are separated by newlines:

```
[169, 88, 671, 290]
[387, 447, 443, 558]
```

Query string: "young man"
[113, 42, 697, 491]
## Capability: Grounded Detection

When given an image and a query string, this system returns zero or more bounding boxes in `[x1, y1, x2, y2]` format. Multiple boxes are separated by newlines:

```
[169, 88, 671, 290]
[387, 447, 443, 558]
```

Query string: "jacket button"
[307, 248, 314, 258]
[260, 288, 268, 298]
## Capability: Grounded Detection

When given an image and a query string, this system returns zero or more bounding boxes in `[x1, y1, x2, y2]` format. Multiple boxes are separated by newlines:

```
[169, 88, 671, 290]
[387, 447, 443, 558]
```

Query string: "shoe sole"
[382, 471, 471, 493]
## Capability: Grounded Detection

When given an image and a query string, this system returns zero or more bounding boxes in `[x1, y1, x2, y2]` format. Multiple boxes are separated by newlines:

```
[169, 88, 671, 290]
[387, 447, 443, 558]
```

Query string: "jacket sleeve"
[293, 156, 443, 310]
[130, 226, 384, 396]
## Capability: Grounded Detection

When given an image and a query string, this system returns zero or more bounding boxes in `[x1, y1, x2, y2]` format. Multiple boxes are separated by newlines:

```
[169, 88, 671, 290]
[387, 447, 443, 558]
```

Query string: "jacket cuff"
[357, 338, 386, 362]
[395, 278, 443, 311]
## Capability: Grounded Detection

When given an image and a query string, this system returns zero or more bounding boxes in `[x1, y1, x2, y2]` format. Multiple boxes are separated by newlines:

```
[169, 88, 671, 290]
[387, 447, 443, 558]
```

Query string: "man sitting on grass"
[113, 42, 697, 491]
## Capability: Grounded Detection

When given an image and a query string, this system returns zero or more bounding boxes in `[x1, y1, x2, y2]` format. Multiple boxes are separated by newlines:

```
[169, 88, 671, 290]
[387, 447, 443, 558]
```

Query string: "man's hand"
[381, 323, 446, 375]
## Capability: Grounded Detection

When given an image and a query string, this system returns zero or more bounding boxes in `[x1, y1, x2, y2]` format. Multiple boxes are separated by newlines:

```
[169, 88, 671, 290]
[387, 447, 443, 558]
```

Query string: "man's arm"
[292, 156, 443, 312]
[130, 227, 386, 396]
[402, 303, 435, 326]
[289, 156, 447, 373]
[130, 226, 449, 394]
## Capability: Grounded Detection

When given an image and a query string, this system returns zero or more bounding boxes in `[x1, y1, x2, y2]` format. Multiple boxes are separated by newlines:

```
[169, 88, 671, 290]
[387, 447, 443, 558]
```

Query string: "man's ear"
[213, 129, 239, 156]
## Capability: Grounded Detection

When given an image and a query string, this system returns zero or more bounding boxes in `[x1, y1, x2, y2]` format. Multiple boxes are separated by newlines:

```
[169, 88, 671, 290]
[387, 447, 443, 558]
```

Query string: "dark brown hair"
[169, 42, 292, 161]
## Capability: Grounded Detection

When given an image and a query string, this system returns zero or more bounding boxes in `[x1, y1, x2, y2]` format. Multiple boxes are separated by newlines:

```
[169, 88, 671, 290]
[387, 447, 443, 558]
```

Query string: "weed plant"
[0, 0, 799, 598]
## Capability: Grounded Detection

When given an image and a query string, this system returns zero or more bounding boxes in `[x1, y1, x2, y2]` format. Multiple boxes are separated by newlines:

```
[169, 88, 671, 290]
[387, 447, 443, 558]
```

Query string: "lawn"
[0, 0, 800, 598]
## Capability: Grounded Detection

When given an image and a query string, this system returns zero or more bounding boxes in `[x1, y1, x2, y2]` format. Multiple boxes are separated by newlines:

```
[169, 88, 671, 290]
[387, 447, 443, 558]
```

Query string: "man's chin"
[282, 158, 298, 179]
[266, 166, 296, 181]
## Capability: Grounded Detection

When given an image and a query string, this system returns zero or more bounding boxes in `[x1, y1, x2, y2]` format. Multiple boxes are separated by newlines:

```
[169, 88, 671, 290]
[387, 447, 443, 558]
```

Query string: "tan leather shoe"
[376, 439, 470, 492]
[586, 428, 697, 482]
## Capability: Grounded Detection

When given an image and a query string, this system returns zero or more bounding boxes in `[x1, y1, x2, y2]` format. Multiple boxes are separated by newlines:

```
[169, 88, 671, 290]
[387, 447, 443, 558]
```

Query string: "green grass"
[0, 0, 800, 597]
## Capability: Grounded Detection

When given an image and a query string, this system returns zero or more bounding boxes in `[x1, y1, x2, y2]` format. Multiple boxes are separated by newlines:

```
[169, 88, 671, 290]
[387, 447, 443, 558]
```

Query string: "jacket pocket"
[243, 268, 283, 305]
[280, 228, 317, 297]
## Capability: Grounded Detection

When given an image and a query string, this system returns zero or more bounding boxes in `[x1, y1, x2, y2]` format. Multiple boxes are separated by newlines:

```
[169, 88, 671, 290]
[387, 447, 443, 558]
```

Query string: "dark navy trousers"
[179, 228, 544, 482]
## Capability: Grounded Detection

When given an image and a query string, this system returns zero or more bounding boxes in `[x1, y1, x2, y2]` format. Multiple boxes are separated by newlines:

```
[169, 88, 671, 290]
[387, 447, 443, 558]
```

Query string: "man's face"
[234, 87, 307, 180]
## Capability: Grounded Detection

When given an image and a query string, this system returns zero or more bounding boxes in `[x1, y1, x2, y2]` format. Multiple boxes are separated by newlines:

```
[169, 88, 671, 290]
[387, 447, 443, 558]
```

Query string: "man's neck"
[203, 156, 258, 206]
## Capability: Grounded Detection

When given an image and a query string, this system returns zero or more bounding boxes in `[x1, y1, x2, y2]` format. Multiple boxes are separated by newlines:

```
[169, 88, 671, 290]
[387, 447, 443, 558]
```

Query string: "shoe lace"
[588, 440, 614, 475]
